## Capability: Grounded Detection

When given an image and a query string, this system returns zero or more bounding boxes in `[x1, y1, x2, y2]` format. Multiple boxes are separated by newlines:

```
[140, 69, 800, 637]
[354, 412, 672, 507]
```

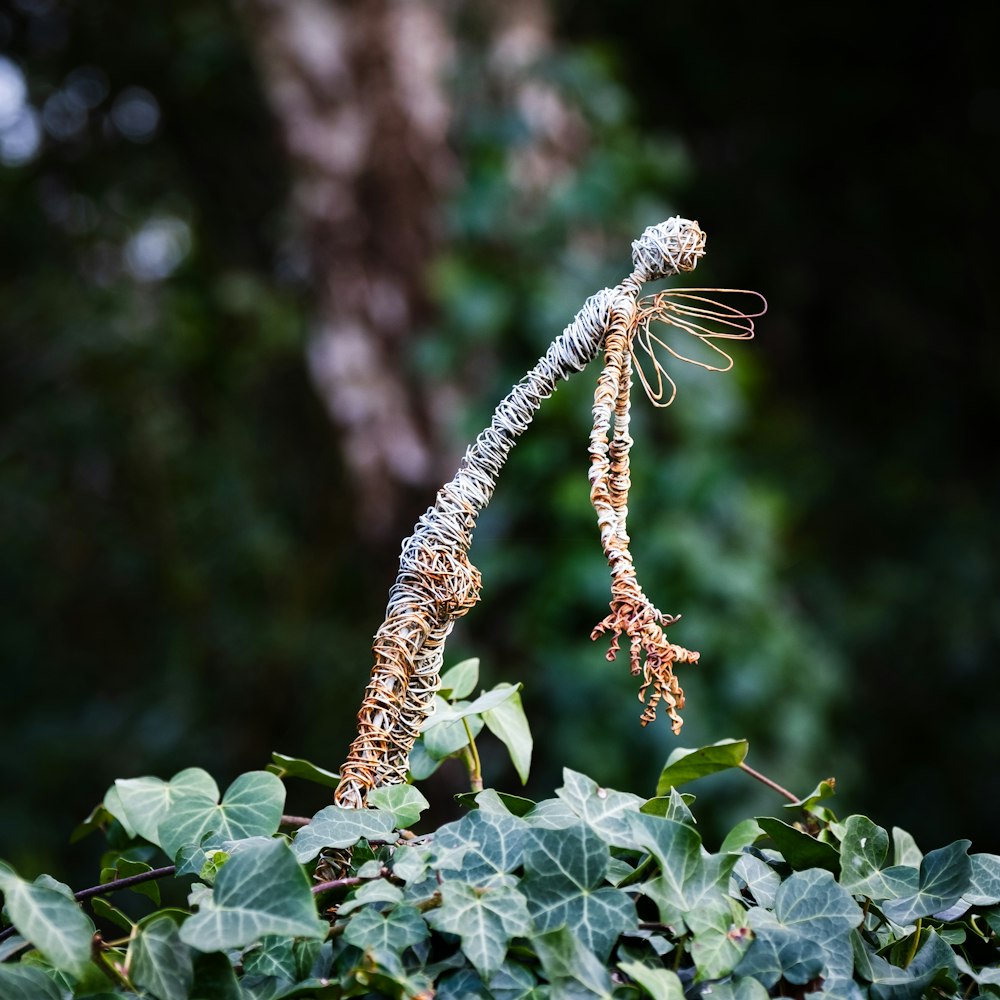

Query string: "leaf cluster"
[3, 707, 1000, 997]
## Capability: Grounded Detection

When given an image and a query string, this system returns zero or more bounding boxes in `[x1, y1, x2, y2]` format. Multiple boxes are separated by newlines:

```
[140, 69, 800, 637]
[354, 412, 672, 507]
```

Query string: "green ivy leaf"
[720, 818, 766, 854]
[0, 964, 64, 999]
[433, 808, 528, 885]
[881, 840, 972, 925]
[189, 950, 242, 1000]
[426, 881, 532, 977]
[655, 739, 748, 795]
[617, 959, 685, 999]
[892, 827, 923, 867]
[0, 862, 95, 978]
[102, 857, 161, 906]
[454, 789, 536, 816]
[688, 899, 752, 979]
[367, 785, 430, 829]
[439, 657, 480, 699]
[127, 912, 194, 1000]
[629, 813, 732, 925]
[407, 737, 442, 780]
[105, 767, 219, 844]
[486, 959, 538, 1000]
[482, 683, 533, 784]
[861, 930, 958, 1000]
[784, 778, 837, 817]
[964, 853, 1000, 906]
[524, 796, 579, 830]
[731, 854, 781, 909]
[755, 816, 841, 874]
[421, 696, 485, 759]
[157, 771, 285, 859]
[696, 975, 771, 999]
[266, 752, 340, 788]
[532, 926, 613, 998]
[839, 815, 919, 899]
[91, 895, 134, 933]
[179, 837, 326, 951]
[521, 823, 635, 961]
[556, 769, 646, 848]
[341, 902, 429, 956]
[739, 868, 861, 987]
[640, 789, 697, 827]
[290, 805, 397, 863]
[242, 933, 321, 983]
[336, 880, 404, 917]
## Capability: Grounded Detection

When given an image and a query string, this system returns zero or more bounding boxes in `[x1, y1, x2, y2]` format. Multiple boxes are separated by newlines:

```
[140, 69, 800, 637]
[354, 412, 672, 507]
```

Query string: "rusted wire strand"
[333, 217, 761, 807]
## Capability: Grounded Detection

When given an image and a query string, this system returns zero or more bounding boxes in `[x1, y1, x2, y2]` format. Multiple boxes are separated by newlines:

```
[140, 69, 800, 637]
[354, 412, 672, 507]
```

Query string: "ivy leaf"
[629, 813, 732, 924]
[157, 771, 286, 859]
[738, 868, 861, 987]
[532, 926, 613, 998]
[688, 899, 752, 979]
[105, 767, 218, 844]
[407, 738, 442, 780]
[0, 862, 95, 978]
[487, 960, 538, 1000]
[127, 912, 194, 1000]
[731, 854, 781, 908]
[242, 934, 321, 982]
[695, 975, 771, 999]
[341, 903, 429, 956]
[655, 739, 748, 794]
[336, 879, 404, 916]
[290, 805, 397, 863]
[179, 837, 326, 950]
[963, 853, 1000, 906]
[266, 752, 340, 788]
[421, 696, 485, 759]
[617, 959, 685, 999]
[524, 796, 580, 830]
[556, 769, 646, 848]
[881, 840, 972, 925]
[439, 657, 480, 699]
[735, 910, 824, 988]
[861, 930, 959, 1000]
[839, 815, 919, 899]
[426, 881, 532, 977]
[641, 788, 697, 827]
[454, 789, 536, 816]
[755, 816, 840, 874]
[189, 950, 241, 999]
[367, 785, 430, 829]
[433, 808, 528, 885]
[720, 818, 766, 854]
[482, 683, 533, 784]
[0, 964, 64, 999]
[784, 778, 837, 818]
[892, 827, 923, 867]
[521, 823, 635, 961]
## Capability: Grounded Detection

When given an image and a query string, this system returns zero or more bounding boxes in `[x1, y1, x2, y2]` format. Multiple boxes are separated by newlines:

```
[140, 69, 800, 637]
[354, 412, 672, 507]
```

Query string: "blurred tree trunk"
[240, 0, 456, 538]
[240, 0, 583, 540]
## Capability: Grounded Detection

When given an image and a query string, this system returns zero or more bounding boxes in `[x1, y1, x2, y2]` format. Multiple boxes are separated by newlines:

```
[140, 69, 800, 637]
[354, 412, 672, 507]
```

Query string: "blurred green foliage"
[1, 0, 998, 888]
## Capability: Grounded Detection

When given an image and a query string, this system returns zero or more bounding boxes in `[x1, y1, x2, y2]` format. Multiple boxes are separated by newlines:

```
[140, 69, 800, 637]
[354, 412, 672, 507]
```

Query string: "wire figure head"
[631, 217, 707, 281]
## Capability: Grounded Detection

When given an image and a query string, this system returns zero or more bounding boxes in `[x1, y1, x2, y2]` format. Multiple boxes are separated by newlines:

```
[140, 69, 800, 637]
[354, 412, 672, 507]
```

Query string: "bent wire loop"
[334, 217, 765, 808]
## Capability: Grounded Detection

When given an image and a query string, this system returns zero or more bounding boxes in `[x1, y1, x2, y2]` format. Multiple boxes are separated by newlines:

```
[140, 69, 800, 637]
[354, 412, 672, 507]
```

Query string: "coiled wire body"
[335, 218, 707, 808]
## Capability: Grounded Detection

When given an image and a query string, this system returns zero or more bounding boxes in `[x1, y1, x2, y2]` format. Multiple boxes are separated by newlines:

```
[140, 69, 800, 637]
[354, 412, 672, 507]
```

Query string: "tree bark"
[241, 0, 456, 537]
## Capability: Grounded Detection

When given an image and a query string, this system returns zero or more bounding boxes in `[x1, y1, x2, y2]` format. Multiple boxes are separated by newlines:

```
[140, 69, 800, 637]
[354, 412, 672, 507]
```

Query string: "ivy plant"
[2, 667, 1000, 998]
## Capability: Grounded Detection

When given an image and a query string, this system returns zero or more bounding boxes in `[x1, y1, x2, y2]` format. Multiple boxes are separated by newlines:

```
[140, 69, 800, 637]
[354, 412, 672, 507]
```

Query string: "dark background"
[1, 0, 997, 884]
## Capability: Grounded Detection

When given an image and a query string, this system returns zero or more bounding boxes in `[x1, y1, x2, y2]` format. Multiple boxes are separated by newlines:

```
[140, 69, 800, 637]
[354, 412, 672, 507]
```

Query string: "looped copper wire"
[630, 289, 767, 407]
[334, 217, 761, 808]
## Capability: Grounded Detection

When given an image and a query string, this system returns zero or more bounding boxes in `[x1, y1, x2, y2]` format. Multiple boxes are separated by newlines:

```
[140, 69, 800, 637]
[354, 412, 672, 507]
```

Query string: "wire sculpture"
[334, 217, 765, 808]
